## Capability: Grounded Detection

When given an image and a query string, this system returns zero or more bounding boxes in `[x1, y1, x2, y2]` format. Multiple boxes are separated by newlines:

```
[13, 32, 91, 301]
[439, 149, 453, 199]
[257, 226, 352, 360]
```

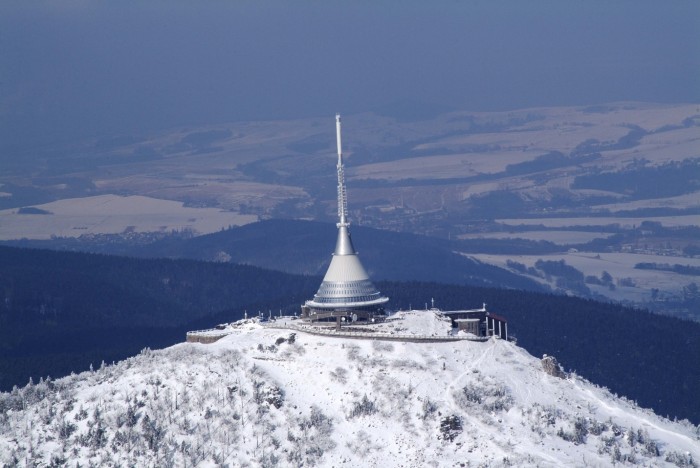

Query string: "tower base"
[300, 304, 386, 324]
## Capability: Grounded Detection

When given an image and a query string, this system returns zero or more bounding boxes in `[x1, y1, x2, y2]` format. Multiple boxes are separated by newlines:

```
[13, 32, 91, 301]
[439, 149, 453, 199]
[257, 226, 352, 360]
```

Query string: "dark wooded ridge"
[1, 246, 698, 424]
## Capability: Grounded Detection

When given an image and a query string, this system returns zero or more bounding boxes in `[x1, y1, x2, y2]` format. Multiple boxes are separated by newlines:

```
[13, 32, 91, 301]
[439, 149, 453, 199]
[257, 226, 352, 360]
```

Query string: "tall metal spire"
[302, 114, 388, 319]
[336, 114, 349, 228]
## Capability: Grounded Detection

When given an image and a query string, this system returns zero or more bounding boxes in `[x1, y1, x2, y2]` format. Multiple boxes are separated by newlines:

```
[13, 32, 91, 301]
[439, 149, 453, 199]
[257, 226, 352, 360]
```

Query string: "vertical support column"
[336, 114, 348, 227]
[336, 316, 341, 331]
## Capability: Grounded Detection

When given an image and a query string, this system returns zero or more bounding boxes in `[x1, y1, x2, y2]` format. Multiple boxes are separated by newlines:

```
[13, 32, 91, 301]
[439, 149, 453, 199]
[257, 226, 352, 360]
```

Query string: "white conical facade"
[306, 225, 388, 309]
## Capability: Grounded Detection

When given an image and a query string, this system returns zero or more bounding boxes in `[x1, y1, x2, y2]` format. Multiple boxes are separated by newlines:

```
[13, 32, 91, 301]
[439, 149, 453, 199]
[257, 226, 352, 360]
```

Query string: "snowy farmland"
[469, 252, 700, 304]
[458, 230, 615, 245]
[0, 194, 257, 240]
[496, 215, 700, 230]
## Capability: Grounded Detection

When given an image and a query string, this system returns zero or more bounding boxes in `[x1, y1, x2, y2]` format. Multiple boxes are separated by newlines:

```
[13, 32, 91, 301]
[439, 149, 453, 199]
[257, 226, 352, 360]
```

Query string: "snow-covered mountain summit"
[1, 311, 698, 467]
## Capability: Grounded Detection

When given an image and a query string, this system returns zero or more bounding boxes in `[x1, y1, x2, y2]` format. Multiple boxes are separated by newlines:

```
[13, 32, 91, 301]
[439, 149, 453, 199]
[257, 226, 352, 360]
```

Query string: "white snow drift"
[0, 312, 698, 467]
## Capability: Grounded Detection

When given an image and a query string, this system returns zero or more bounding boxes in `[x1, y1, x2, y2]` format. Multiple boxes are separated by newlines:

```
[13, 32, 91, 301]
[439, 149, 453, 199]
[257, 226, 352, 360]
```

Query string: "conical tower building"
[302, 114, 389, 324]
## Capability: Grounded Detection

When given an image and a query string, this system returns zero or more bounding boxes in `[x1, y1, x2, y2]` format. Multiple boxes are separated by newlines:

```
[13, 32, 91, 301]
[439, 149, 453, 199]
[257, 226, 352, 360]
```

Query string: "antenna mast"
[336, 114, 349, 227]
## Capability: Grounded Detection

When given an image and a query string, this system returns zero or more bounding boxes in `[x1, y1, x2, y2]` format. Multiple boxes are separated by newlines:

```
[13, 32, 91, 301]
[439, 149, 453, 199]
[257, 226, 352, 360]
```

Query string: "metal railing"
[186, 329, 231, 339]
[263, 322, 489, 342]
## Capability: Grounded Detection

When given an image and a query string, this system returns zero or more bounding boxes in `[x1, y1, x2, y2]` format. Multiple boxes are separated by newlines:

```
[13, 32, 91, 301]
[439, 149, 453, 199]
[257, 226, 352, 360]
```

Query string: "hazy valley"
[2, 102, 699, 319]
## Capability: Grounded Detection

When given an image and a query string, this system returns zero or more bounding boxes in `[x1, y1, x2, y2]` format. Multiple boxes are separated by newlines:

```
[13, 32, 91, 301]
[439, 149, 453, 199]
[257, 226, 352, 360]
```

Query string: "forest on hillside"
[0, 246, 698, 424]
[0, 246, 317, 393]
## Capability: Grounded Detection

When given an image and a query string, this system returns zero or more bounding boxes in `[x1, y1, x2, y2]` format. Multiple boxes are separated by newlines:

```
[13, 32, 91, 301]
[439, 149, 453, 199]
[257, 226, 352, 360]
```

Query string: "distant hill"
[5, 220, 548, 291]
[1, 246, 698, 424]
[139, 220, 547, 291]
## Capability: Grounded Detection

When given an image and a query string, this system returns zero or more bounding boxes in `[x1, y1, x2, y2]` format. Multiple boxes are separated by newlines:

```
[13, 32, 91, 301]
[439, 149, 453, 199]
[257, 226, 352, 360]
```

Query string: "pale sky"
[1, 0, 698, 156]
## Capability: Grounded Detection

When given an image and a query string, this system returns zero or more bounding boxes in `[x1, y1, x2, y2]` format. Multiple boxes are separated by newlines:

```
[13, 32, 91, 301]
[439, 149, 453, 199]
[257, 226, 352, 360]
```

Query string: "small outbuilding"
[441, 304, 508, 340]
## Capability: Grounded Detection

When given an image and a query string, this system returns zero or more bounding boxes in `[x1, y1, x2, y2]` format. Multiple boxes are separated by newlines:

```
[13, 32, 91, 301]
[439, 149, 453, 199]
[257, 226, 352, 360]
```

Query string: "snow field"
[0, 194, 257, 240]
[0, 313, 698, 467]
[469, 251, 700, 304]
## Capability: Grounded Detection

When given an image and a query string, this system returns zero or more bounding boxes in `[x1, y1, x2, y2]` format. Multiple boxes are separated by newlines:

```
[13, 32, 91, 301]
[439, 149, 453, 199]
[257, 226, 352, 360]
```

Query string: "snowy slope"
[1, 312, 698, 467]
